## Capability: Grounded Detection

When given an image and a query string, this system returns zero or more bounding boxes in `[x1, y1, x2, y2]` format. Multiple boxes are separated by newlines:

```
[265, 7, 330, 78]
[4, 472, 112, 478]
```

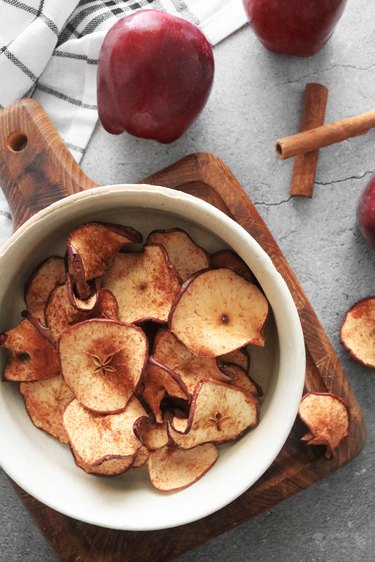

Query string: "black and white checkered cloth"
[0, 0, 248, 242]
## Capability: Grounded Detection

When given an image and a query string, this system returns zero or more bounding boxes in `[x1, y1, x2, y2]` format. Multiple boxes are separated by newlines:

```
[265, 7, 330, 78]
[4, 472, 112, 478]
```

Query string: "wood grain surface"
[0, 100, 367, 562]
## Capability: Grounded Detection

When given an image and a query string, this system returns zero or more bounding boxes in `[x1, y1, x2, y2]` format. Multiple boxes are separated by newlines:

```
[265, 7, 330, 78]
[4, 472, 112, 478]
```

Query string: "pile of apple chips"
[0, 223, 270, 492]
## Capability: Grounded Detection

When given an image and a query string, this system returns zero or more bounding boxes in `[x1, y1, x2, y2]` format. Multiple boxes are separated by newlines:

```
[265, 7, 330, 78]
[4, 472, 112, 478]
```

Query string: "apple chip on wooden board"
[1, 221, 272, 492]
[340, 297, 375, 368]
[298, 392, 350, 459]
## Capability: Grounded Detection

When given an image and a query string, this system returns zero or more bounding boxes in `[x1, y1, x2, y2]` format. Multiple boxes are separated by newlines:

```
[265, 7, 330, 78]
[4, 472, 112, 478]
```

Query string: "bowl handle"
[0, 98, 97, 230]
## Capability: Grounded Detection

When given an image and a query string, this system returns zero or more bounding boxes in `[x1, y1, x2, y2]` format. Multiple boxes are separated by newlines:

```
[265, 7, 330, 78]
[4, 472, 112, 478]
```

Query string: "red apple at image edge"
[97, 10, 214, 143]
[242, 0, 347, 57]
[357, 173, 375, 251]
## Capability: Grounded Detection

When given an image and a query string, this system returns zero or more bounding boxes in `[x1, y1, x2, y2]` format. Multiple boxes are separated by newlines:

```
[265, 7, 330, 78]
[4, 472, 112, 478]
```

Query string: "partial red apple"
[357, 173, 375, 251]
[243, 0, 347, 57]
[97, 10, 214, 143]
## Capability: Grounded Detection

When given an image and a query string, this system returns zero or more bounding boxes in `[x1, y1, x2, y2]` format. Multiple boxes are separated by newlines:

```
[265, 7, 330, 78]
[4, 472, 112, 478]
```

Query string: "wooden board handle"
[0, 98, 97, 230]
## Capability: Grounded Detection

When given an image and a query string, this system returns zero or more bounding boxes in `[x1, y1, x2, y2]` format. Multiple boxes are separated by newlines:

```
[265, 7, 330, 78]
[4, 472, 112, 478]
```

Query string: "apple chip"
[63, 396, 145, 466]
[59, 319, 148, 413]
[134, 417, 169, 450]
[102, 245, 180, 323]
[298, 392, 350, 459]
[222, 364, 260, 397]
[132, 445, 150, 468]
[46, 280, 119, 341]
[219, 348, 250, 373]
[168, 380, 258, 449]
[24, 256, 66, 324]
[74, 453, 134, 476]
[171, 416, 188, 433]
[151, 329, 230, 396]
[211, 250, 256, 283]
[169, 268, 269, 357]
[340, 297, 375, 367]
[142, 362, 188, 423]
[0, 319, 59, 382]
[146, 229, 209, 282]
[148, 443, 218, 492]
[68, 222, 142, 281]
[20, 375, 74, 443]
[46, 283, 84, 341]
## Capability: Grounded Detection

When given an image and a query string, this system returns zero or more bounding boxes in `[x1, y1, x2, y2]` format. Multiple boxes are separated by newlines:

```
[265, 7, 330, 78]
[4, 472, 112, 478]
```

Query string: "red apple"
[242, 0, 347, 57]
[97, 10, 214, 143]
[357, 173, 375, 250]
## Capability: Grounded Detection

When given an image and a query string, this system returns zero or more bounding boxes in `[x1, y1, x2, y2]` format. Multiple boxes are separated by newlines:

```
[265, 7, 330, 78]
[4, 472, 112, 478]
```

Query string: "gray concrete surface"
[1, 1, 375, 560]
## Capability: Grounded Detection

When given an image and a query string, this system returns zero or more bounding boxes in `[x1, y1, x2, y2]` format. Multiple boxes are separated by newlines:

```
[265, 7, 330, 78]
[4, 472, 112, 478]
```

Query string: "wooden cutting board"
[0, 99, 366, 562]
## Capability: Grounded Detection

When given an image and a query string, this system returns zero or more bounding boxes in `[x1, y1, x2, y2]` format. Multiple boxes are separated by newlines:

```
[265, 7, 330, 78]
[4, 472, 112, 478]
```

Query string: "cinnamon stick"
[290, 83, 329, 197]
[276, 108, 375, 160]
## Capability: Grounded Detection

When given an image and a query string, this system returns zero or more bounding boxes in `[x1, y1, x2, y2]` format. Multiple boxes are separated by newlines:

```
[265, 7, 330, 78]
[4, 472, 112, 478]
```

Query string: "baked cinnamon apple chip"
[59, 319, 147, 413]
[102, 245, 180, 323]
[169, 268, 269, 357]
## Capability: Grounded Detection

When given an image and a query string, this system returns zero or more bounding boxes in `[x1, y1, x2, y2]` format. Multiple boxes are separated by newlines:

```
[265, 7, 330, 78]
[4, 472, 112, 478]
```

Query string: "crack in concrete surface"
[254, 195, 293, 206]
[277, 62, 375, 86]
[253, 171, 373, 207]
[315, 170, 373, 185]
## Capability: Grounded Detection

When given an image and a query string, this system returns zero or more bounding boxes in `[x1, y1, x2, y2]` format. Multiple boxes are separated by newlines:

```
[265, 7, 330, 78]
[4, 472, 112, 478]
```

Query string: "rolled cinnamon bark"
[276, 109, 375, 160]
[290, 83, 329, 198]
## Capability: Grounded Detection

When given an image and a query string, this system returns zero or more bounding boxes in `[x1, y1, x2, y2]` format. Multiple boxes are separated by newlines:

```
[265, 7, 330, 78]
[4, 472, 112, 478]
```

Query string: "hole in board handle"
[7, 132, 28, 152]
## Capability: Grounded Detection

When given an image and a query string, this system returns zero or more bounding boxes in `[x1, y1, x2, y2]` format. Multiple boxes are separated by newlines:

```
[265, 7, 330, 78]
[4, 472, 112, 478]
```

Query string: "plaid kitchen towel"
[0, 0, 248, 244]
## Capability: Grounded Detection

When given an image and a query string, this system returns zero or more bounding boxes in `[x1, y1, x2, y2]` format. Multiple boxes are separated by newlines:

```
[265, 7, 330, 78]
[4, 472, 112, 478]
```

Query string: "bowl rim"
[0, 184, 306, 530]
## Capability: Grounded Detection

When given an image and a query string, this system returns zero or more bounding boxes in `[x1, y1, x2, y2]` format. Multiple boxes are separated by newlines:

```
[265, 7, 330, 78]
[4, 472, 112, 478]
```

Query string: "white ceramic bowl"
[0, 185, 305, 531]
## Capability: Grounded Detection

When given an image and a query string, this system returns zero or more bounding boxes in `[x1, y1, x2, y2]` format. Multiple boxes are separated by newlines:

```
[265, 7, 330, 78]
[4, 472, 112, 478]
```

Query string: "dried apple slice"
[46, 283, 84, 341]
[90, 289, 119, 320]
[146, 229, 209, 282]
[171, 416, 188, 433]
[148, 443, 218, 492]
[150, 329, 230, 396]
[168, 380, 259, 449]
[298, 392, 350, 459]
[134, 417, 169, 450]
[68, 222, 142, 299]
[74, 453, 134, 476]
[0, 319, 59, 382]
[219, 347, 250, 373]
[211, 249, 256, 283]
[222, 364, 260, 397]
[142, 362, 188, 423]
[340, 297, 375, 367]
[102, 245, 181, 323]
[63, 396, 145, 466]
[132, 445, 150, 468]
[169, 268, 269, 357]
[46, 280, 119, 341]
[24, 256, 66, 324]
[59, 319, 148, 413]
[20, 375, 74, 443]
